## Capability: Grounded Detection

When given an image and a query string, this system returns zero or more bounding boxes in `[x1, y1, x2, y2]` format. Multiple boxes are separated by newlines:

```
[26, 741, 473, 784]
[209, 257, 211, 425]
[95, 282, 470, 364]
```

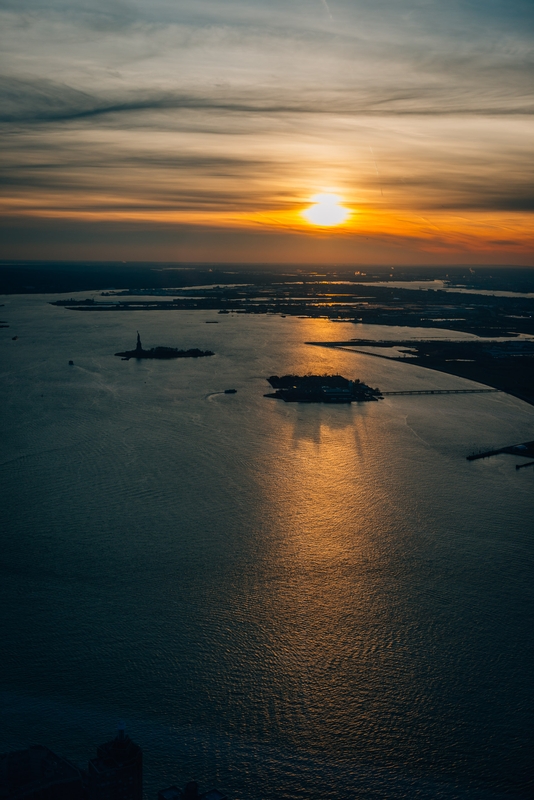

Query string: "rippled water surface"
[1, 296, 533, 799]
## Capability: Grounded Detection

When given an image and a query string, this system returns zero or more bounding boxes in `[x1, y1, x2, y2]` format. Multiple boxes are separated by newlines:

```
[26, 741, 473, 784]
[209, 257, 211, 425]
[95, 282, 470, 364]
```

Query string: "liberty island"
[115, 332, 214, 361]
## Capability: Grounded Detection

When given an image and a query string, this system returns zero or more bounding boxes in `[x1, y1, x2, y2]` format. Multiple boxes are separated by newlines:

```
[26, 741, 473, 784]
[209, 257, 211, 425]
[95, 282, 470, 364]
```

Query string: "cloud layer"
[1, 0, 533, 262]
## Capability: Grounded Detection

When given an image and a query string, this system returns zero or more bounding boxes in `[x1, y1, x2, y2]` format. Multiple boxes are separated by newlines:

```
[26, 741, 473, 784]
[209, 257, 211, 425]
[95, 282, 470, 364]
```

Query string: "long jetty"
[381, 389, 499, 396]
[467, 440, 534, 461]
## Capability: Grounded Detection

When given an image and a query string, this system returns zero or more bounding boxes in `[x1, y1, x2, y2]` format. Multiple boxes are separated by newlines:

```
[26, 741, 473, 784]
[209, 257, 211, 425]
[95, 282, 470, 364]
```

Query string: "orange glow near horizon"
[1, 194, 533, 259]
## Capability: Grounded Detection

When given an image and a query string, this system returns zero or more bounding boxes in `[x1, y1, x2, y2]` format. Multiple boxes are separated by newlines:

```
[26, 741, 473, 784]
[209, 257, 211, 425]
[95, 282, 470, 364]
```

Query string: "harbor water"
[1, 295, 533, 799]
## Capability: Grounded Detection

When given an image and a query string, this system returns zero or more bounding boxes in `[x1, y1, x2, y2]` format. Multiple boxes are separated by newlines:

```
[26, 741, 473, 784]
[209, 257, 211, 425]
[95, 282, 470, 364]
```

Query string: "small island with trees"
[265, 374, 382, 403]
[115, 332, 214, 360]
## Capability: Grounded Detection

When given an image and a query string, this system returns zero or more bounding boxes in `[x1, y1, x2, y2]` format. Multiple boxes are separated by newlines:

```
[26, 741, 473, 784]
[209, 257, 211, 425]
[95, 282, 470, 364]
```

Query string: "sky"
[1, 0, 533, 265]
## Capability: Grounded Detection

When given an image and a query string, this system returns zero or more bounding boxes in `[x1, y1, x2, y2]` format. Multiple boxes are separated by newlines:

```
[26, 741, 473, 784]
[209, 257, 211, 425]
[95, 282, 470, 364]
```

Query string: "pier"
[467, 440, 534, 461]
[381, 389, 500, 396]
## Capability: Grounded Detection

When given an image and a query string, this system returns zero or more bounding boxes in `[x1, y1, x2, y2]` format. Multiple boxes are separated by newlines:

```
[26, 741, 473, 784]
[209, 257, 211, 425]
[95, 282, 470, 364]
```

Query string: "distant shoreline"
[309, 341, 534, 407]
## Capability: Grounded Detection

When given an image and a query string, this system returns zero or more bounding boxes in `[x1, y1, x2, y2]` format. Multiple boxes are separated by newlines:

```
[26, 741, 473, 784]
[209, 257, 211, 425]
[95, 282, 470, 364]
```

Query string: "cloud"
[0, 0, 532, 262]
[0, 0, 136, 32]
[1, 76, 533, 128]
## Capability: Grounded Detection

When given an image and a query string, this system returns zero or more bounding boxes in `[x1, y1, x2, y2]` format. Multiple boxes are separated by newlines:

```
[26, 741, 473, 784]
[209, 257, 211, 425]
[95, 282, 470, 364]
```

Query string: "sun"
[302, 193, 350, 227]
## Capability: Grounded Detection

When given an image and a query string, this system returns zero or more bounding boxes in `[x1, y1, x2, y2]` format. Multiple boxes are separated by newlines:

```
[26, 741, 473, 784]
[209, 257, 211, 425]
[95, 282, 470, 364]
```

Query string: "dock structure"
[467, 440, 534, 462]
[381, 389, 500, 396]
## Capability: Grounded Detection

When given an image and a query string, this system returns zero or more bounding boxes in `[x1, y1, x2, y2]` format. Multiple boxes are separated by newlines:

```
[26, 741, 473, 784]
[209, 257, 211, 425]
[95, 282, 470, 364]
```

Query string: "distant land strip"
[308, 340, 534, 407]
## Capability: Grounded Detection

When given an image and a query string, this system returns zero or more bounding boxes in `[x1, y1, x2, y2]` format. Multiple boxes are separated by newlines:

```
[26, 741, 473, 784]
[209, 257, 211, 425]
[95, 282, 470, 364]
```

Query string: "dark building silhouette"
[0, 744, 86, 800]
[88, 727, 142, 800]
[1, 735, 227, 800]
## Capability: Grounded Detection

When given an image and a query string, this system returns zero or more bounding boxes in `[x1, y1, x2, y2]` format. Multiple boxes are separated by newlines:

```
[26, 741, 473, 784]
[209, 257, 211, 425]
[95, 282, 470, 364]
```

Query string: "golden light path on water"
[247, 341, 418, 758]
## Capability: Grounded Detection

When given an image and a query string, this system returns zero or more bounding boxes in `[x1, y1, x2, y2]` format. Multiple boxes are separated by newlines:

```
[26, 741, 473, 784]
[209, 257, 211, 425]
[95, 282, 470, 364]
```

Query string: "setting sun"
[302, 193, 351, 227]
